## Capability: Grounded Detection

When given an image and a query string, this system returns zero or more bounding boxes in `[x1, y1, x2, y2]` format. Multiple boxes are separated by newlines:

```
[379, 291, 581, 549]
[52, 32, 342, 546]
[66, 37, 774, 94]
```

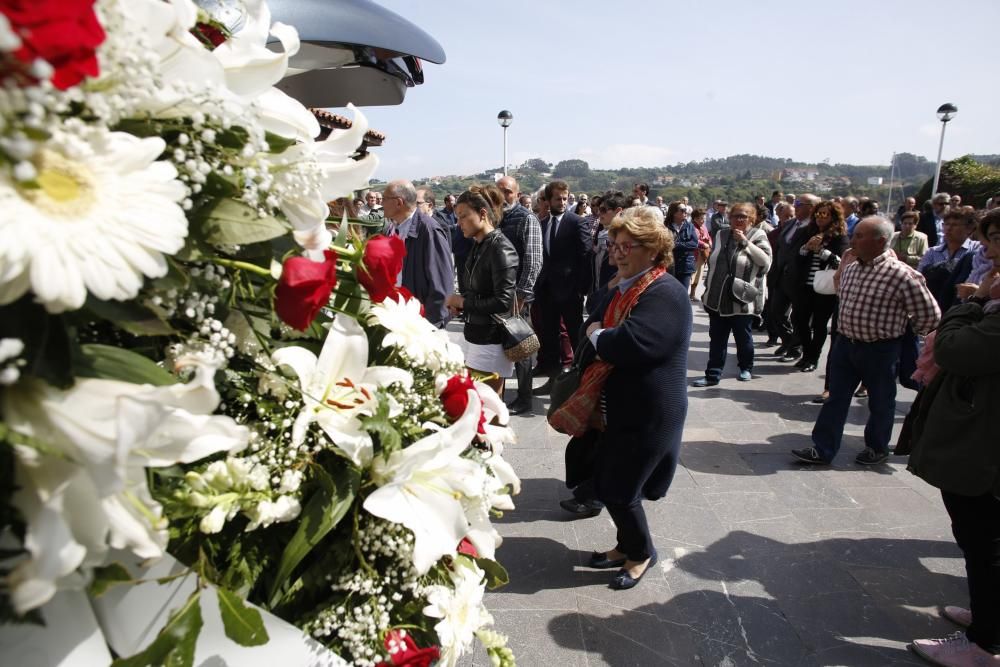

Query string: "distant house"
[781, 168, 819, 182]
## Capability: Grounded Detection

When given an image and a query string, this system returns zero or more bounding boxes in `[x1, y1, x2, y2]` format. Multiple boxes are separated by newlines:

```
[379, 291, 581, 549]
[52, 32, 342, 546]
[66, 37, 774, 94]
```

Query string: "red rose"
[376, 630, 440, 667]
[274, 250, 338, 331]
[358, 234, 405, 303]
[440, 374, 486, 434]
[457, 537, 479, 558]
[2, 0, 105, 90]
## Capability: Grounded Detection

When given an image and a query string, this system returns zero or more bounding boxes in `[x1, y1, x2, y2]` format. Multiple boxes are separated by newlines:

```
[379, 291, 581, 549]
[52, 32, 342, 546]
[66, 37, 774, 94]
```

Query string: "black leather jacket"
[462, 230, 518, 344]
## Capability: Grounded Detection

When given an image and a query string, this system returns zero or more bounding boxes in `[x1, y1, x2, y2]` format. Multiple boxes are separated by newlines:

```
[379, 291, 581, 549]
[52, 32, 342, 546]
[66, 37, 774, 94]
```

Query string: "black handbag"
[491, 312, 540, 362]
[546, 338, 596, 419]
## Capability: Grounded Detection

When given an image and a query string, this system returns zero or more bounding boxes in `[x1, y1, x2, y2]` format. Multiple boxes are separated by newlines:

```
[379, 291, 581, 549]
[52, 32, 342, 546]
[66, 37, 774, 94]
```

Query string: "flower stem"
[211, 257, 272, 277]
[352, 505, 376, 576]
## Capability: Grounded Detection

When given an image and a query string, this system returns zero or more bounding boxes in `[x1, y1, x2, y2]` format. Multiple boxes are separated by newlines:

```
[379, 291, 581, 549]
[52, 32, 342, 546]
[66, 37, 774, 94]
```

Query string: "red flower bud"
[440, 374, 486, 434]
[376, 630, 440, 667]
[274, 250, 338, 330]
[2, 0, 106, 90]
[358, 234, 405, 303]
[457, 537, 480, 558]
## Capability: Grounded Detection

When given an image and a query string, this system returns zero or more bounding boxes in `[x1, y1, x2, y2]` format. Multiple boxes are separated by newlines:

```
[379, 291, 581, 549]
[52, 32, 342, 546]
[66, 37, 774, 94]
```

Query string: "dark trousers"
[706, 311, 755, 380]
[455, 253, 470, 293]
[812, 336, 900, 461]
[606, 500, 654, 562]
[942, 490, 1000, 654]
[536, 290, 582, 371]
[674, 272, 692, 293]
[765, 277, 797, 348]
[898, 325, 920, 390]
[571, 478, 602, 506]
[791, 290, 838, 365]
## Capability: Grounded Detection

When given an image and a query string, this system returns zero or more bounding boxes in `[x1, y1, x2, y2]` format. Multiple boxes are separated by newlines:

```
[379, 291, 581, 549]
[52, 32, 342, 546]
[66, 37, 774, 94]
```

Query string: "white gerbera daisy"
[0, 125, 188, 313]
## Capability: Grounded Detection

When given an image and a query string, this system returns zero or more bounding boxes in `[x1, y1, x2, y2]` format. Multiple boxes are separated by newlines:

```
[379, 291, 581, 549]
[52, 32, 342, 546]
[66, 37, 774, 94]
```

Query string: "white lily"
[363, 390, 487, 574]
[272, 315, 412, 468]
[3, 357, 248, 613]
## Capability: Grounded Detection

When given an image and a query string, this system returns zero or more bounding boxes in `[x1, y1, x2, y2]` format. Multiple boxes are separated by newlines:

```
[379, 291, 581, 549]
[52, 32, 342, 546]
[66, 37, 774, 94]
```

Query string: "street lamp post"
[932, 103, 958, 197]
[497, 110, 513, 176]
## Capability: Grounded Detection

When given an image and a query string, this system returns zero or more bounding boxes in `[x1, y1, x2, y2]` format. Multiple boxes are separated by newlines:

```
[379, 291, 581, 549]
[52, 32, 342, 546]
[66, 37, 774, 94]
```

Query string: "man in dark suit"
[533, 180, 591, 384]
[382, 180, 454, 327]
[767, 194, 818, 361]
[918, 192, 950, 248]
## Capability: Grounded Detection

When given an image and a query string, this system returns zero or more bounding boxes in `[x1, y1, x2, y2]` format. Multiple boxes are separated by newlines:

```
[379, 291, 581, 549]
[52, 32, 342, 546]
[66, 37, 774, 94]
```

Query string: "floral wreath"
[0, 2, 517, 666]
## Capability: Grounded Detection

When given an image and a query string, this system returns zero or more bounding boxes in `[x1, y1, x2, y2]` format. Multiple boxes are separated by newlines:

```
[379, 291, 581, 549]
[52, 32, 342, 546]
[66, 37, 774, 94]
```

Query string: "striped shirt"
[838, 249, 941, 341]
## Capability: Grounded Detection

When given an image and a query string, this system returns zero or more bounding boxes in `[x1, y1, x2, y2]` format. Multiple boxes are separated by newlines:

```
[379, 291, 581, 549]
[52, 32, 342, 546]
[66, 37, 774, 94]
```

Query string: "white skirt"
[463, 341, 515, 378]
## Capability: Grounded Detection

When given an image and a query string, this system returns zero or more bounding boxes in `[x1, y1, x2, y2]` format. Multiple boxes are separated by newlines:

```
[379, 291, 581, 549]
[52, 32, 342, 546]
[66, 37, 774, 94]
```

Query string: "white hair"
[864, 215, 895, 242]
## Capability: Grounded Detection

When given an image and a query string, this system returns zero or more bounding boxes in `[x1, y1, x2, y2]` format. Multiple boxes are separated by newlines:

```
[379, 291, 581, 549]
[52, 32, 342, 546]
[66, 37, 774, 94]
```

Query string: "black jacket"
[786, 225, 849, 294]
[461, 230, 518, 344]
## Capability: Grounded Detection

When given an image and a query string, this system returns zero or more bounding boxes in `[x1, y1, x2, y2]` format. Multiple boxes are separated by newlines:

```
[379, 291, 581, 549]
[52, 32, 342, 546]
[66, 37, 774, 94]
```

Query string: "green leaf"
[475, 557, 509, 590]
[0, 296, 75, 389]
[73, 344, 177, 386]
[84, 296, 176, 336]
[359, 394, 402, 454]
[264, 131, 297, 154]
[112, 590, 203, 667]
[217, 588, 269, 647]
[216, 126, 250, 150]
[267, 464, 359, 607]
[88, 563, 133, 597]
[203, 199, 290, 245]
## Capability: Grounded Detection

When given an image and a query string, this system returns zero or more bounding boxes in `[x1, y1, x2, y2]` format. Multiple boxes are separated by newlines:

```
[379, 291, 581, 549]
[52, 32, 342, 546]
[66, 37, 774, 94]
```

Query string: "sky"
[340, 0, 1000, 181]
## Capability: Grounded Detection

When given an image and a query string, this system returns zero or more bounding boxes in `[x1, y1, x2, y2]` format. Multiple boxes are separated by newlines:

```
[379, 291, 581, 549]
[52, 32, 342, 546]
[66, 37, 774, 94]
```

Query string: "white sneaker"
[942, 606, 973, 629]
[911, 631, 1000, 666]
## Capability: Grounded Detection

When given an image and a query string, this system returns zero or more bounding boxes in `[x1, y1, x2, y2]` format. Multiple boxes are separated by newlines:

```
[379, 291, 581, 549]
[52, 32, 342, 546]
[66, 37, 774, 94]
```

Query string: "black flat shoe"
[532, 378, 554, 396]
[588, 551, 627, 569]
[506, 399, 532, 416]
[800, 363, 817, 373]
[559, 498, 603, 517]
[611, 550, 658, 590]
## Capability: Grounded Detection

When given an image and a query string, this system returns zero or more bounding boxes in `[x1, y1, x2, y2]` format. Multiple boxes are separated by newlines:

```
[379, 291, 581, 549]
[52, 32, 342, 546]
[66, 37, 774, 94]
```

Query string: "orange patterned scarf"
[547, 266, 666, 436]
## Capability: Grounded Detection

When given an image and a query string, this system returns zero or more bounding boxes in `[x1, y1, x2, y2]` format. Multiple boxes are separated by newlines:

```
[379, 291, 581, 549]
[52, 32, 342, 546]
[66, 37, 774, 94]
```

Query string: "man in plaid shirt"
[793, 216, 940, 466]
[498, 175, 543, 415]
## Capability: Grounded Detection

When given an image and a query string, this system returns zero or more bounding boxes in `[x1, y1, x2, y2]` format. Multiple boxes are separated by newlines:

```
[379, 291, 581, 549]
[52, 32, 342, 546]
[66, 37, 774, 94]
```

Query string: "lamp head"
[936, 103, 958, 123]
[497, 110, 513, 128]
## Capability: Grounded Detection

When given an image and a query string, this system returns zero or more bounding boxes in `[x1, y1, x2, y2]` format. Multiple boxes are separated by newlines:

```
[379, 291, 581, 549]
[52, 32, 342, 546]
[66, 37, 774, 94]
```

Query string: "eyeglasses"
[731, 213, 750, 221]
[815, 209, 831, 217]
[608, 242, 643, 255]
[416, 200, 428, 205]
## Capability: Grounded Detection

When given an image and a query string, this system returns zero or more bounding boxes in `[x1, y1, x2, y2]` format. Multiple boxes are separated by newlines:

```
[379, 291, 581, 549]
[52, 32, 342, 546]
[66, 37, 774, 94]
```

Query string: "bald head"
[851, 215, 894, 262]
[497, 176, 519, 206]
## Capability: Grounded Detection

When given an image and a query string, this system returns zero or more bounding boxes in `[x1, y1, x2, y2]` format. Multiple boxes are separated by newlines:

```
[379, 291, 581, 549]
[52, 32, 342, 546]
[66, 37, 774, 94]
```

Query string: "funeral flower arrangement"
[0, 1, 518, 665]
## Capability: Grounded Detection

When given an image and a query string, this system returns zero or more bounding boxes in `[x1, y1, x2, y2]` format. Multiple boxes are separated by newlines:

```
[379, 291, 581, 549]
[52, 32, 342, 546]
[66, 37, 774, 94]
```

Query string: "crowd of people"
[329, 179, 999, 664]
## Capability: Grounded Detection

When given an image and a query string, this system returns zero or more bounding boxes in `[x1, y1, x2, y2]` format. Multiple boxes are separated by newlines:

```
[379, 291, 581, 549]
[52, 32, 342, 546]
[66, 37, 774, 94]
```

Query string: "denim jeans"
[706, 311, 755, 380]
[812, 336, 901, 461]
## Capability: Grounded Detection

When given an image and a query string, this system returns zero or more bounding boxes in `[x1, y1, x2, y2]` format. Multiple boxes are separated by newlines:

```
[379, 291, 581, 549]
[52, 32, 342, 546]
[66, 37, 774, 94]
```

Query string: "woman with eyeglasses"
[443, 185, 519, 394]
[548, 205, 691, 590]
[787, 200, 849, 373]
[693, 203, 772, 386]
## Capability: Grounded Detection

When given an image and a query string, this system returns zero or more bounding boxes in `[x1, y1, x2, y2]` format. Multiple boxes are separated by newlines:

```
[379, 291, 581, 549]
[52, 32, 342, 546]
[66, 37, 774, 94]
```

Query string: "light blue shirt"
[917, 238, 980, 273]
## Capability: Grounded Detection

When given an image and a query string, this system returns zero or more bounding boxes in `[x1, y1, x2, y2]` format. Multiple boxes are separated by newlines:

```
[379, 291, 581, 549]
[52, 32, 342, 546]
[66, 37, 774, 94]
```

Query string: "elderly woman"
[690, 207, 712, 301]
[890, 211, 929, 268]
[907, 209, 1000, 665]
[548, 205, 691, 590]
[444, 185, 519, 394]
[665, 200, 699, 292]
[787, 200, 849, 372]
[694, 202, 772, 386]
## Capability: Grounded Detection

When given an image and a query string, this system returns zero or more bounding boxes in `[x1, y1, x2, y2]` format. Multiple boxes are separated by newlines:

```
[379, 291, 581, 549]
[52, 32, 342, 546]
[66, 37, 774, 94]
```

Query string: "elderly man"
[771, 194, 819, 361]
[918, 192, 951, 247]
[708, 200, 729, 236]
[382, 180, 454, 327]
[497, 175, 543, 415]
[792, 216, 940, 465]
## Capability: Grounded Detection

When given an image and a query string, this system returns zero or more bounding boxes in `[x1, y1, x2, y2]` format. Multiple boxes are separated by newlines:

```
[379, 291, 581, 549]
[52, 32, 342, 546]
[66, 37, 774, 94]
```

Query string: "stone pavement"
[458, 304, 966, 667]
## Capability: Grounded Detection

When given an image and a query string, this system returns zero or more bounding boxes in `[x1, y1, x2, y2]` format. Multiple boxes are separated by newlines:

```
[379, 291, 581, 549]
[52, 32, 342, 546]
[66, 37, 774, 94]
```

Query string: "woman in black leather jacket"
[445, 185, 519, 393]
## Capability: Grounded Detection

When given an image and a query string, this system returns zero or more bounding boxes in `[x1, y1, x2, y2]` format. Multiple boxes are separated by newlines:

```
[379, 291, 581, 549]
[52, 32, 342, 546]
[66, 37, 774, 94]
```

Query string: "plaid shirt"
[499, 203, 543, 302]
[838, 249, 940, 341]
